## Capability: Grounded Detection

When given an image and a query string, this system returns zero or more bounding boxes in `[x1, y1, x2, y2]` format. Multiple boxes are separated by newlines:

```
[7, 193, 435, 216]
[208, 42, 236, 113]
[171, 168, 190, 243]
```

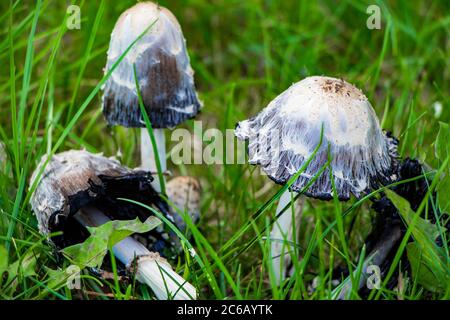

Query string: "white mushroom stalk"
[102, 2, 202, 193]
[75, 206, 197, 300]
[270, 190, 302, 284]
[235, 76, 399, 286]
[141, 128, 166, 192]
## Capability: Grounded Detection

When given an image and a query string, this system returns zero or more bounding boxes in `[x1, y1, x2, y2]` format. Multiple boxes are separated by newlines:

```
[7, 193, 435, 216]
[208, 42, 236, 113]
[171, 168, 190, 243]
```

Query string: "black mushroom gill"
[235, 76, 399, 200]
[29, 150, 170, 248]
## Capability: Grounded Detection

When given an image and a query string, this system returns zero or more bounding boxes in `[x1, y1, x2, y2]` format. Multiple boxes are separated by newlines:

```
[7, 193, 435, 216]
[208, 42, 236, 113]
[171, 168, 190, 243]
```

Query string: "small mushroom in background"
[235, 76, 399, 285]
[102, 2, 202, 193]
[165, 176, 201, 231]
[30, 150, 196, 300]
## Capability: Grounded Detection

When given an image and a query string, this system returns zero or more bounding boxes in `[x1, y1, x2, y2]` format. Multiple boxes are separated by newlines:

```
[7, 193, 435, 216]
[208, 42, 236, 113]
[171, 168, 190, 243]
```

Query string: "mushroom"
[235, 76, 399, 283]
[333, 158, 435, 298]
[102, 2, 202, 193]
[30, 150, 196, 300]
[166, 176, 201, 231]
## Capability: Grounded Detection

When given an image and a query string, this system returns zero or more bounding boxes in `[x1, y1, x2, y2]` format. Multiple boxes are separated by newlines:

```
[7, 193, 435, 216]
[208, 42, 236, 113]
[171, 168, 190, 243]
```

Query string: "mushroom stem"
[271, 190, 301, 285]
[333, 225, 402, 299]
[75, 206, 197, 300]
[141, 128, 166, 193]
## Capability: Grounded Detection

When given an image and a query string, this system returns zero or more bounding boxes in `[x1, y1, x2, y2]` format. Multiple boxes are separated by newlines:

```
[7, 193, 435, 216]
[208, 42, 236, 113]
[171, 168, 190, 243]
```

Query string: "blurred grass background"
[0, 0, 448, 299]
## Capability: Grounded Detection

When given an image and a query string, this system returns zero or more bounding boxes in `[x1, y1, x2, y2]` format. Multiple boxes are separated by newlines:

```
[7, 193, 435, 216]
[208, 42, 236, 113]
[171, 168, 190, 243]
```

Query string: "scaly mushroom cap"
[235, 76, 398, 200]
[166, 176, 201, 230]
[30, 150, 168, 247]
[102, 2, 201, 129]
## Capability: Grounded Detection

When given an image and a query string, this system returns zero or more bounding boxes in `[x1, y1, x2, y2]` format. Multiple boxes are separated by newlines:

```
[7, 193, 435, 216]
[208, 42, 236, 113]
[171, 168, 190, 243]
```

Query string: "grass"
[0, 0, 449, 300]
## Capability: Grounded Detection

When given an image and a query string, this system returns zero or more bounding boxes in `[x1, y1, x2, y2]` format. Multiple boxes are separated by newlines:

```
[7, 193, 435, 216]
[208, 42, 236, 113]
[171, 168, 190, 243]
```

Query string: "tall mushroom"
[30, 150, 196, 300]
[235, 76, 399, 284]
[102, 2, 202, 192]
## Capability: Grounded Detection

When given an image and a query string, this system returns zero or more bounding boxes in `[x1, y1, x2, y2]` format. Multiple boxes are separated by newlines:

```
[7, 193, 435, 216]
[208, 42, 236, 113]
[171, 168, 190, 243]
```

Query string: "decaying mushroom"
[30, 150, 196, 300]
[333, 158, 439, 298]
[166, 176, 201, 231]
[333, 221, 402, 299]
[102, 2, 202, 192]
[235, 76, 399, 283]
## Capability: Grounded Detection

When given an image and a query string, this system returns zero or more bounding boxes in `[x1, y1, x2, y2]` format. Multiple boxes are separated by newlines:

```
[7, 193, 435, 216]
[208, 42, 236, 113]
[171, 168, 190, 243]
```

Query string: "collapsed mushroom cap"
[30, 150, 168, 247]
[235, 76, 399, 200]
[102, 2, 202, 129]
[166, 176, 201, 230]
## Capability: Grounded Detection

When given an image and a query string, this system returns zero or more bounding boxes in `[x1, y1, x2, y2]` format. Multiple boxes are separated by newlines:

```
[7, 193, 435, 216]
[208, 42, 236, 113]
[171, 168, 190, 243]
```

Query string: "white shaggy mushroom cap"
[102, 2, 201, 129]
[235, 76, 398, 200]
[29, 150, 160, 238]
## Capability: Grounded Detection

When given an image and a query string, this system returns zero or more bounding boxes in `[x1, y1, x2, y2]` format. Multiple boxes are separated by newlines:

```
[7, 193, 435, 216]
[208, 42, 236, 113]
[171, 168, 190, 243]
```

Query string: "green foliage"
[44, 266, 78, 291]
[4, 250, 39, 292]
[435, 122, 450, 211]
[62, 217, 161, 268]
[385, 190, 449, 293]
[407, 243, 447, 293]
[0, 0, 448, 300]
[0, 245, 7, 275]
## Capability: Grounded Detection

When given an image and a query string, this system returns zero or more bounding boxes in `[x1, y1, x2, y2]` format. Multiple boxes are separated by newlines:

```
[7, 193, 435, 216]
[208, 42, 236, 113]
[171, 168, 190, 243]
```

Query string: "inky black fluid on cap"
[235, 76, 399, 200]
[102, 2, 202, 129]
[29, 150, 169, 247]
